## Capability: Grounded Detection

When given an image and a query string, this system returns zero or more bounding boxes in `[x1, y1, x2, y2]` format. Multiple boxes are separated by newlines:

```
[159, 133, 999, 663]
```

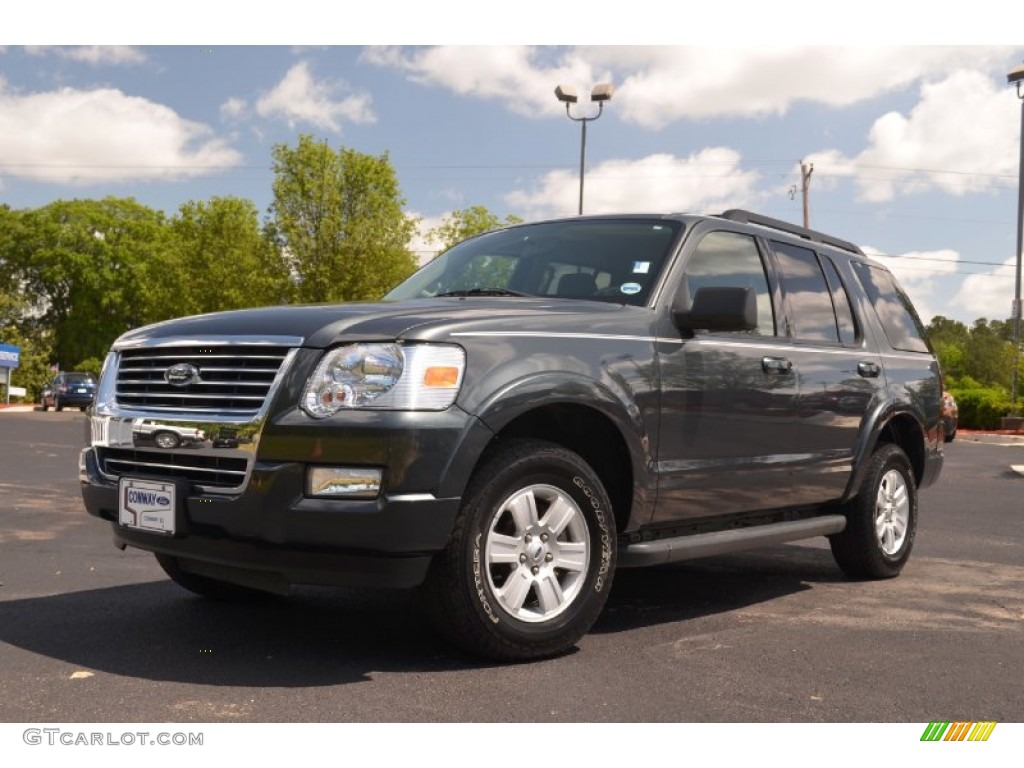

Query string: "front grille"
[116, 345, 291, 414]
[98, 447, 248, 489]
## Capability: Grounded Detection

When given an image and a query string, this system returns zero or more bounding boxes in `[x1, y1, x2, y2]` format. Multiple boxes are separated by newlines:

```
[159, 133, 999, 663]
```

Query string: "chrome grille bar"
[116, 379, 272, 388]
[104, 457, 246, 478]
[98, 447, 250, 490]
[114, 344, 293, 415]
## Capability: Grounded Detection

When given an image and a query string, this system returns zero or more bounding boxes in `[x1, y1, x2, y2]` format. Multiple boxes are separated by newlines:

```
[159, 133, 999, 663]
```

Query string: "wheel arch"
[492, 403, 636, 537]
[444, 374, 652, 536]
[844, 408, 926, 502]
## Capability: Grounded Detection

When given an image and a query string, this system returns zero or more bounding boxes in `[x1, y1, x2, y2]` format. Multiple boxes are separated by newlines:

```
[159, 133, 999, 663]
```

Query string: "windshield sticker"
[620, 282, 642, 295]
[632, 261, 651, 274]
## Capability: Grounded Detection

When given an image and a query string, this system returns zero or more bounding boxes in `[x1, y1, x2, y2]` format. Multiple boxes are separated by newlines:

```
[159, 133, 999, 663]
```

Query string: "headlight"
[301, 343, 465, 418]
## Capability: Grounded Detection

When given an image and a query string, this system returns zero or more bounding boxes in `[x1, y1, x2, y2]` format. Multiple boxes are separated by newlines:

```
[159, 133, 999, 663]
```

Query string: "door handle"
[762, 356, 793, 374]
[857, 361, 881, 378]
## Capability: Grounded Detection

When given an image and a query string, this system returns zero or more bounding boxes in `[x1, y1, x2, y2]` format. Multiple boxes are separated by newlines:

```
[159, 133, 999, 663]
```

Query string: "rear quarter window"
[852, 262, 930, 354]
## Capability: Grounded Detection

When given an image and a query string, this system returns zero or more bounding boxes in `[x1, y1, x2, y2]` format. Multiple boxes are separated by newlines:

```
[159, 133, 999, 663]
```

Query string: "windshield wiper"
[435, 288, 532, 298]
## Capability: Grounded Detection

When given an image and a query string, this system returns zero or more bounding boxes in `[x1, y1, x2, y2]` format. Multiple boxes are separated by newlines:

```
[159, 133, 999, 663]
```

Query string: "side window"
[821, 255, 859, 346]
[683, 231, 776, 336]
[771, 241, 840, 344]
[852, 262, 930, 353]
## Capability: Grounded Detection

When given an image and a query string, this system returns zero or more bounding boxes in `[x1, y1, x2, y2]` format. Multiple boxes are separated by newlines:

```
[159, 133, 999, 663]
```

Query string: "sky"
[3, 6, 1024, 326]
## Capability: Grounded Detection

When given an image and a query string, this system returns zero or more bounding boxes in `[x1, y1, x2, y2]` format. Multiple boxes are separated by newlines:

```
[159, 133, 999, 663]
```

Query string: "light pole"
[1009, 63, 1024, 410]
[555, 83, 614, 215]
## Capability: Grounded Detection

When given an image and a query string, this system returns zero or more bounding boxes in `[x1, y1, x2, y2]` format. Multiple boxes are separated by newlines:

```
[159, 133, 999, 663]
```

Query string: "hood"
[113, 297, 628, 350]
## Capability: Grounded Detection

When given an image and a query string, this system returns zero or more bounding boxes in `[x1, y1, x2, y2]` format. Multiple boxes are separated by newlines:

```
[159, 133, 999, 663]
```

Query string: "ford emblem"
[165, 363, 200, 387]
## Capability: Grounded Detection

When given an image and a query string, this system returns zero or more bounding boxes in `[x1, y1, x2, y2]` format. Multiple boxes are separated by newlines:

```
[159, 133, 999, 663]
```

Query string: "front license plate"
[119, 478, 176, 535]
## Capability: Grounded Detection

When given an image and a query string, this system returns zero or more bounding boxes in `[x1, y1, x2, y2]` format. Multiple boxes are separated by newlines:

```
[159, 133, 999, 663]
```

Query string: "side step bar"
[619, 515, 847, 568]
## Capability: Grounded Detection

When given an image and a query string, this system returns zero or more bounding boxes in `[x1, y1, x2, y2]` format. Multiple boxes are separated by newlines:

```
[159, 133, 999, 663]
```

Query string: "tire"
[944, 423, 956, 443]
[41, 399, 48, 412]
[422, 439, 617, 662]
[154, 431, 181, 449]
[829, 443, 917, 579]
[55, 397, 63, 412]
[155, 554, 269, 600]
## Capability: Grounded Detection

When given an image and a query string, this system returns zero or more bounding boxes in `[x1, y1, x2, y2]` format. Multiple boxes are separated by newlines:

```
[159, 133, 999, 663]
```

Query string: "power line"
[872, 254, 1008, 267]
[0, 158, 1018, 178]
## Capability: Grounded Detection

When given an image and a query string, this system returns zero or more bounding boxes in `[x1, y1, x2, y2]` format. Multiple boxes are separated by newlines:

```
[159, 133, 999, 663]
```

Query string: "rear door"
[767, 240, 884, 503]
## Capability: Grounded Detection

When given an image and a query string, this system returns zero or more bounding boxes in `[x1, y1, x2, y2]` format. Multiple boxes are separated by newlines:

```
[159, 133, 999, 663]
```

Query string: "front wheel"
[423, 439, 616, 661]
[829, 443, 917, 579]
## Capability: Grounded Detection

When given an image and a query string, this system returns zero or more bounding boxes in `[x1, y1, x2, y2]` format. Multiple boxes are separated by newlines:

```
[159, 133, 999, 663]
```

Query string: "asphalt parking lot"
[1, 409, 1021, 722]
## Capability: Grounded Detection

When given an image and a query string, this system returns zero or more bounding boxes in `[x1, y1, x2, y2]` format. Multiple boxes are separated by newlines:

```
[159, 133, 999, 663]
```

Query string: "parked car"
[80, 210, 944, 661]
[132, 419, 206, 449]
[211, 428, 239, 449]
[942, 391, 958, 442]
[41, 372, 96, 412]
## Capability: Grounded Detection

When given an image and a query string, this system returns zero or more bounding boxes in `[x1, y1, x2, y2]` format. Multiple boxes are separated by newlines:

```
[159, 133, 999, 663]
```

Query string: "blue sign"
[0, 343, 21, 369]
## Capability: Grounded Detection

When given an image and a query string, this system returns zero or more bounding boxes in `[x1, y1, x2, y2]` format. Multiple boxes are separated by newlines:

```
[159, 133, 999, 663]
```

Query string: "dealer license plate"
[119, 478, 176, 535]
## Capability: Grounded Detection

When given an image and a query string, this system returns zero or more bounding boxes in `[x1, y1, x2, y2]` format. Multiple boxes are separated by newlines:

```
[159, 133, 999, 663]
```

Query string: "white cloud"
[0, 79, 241, 184]
[864, 246, 962, 324]
[25, 45, 146, 66]
[363, 46, 599, 119]
[606, 47, 1012, 128]
[256, 61, 375, 131]
[952, 255, 1017, 320]
[808, 70, 1021, 202]
[366, 45, 1012, 128]
[506, 148, 760, 219]
[220, 96, 247, 121]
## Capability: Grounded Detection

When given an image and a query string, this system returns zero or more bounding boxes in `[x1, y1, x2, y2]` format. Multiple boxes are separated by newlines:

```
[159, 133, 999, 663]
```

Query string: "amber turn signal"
[423, 366, 460, 388]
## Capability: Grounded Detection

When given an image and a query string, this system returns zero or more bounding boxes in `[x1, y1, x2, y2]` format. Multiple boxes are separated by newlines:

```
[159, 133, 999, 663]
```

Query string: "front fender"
[461, 371, 657, 528]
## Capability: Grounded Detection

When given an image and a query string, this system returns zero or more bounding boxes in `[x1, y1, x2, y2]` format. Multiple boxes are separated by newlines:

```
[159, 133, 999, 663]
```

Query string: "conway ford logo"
[165, 363, 201, 387]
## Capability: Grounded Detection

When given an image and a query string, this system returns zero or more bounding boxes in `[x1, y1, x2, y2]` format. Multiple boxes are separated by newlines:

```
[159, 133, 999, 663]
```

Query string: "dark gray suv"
[80, 210, 943, 661]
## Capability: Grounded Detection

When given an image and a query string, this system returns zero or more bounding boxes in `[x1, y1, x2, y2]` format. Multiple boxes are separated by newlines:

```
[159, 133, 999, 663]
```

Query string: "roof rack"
[717, 209, 864, 256]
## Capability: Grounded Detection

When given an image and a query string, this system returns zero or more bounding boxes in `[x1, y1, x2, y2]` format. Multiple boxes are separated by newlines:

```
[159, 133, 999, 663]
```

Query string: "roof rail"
[717, 209, 864, 256]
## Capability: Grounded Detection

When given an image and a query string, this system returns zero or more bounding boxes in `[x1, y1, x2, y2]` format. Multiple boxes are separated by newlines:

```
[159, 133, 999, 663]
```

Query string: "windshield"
[65, 373, 95, 385]
[385, 218, 683, 306]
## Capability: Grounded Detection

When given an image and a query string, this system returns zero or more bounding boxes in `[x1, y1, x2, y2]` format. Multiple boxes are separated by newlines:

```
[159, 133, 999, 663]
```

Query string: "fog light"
[307, 467, 382, 499]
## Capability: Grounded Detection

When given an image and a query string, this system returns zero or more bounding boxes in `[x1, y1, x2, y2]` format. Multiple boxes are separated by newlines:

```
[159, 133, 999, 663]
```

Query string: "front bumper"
[55, 392, 95, 407]
[80, 399, 497, 589]
[80, 446, 461, 588]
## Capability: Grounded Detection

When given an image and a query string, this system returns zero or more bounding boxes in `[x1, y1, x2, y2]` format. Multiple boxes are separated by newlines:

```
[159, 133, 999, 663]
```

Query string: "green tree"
[965, 319, 1015, 390]
[0, 285, 54, 402]
[925, 315, 969, 384]
[427, 205, 523, 252]
[5, 197, 171, 368]
[269, 135, 417, 303]
[169, 196, 291, 315]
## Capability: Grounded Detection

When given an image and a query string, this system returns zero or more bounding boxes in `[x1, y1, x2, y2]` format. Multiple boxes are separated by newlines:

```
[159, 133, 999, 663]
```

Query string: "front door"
[654, 228, 799, 524]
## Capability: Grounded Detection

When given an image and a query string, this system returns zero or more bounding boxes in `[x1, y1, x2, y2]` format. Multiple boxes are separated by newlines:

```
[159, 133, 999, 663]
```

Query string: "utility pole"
[800, 161, 814, 229]
[1009, 64, 1024, 412]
